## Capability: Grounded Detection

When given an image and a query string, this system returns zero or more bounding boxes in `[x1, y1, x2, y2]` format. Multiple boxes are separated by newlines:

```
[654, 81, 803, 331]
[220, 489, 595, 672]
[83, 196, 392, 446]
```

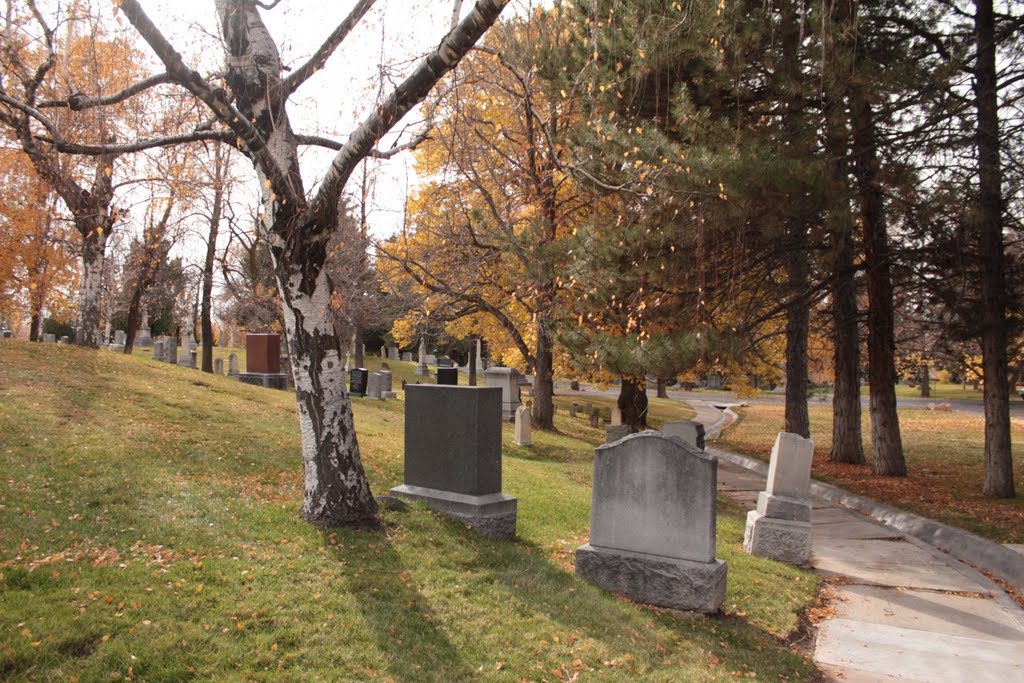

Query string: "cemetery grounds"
[0, 340, 820, 681]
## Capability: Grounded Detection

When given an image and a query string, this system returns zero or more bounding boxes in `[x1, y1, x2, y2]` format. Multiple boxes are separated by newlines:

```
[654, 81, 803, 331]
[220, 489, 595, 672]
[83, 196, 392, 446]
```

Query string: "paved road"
[556, 382, 1024, 419]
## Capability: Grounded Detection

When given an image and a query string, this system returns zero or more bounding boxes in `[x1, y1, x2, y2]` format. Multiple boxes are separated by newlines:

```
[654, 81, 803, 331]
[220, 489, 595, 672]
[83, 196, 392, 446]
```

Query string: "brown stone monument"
[240, 333, 287, 389]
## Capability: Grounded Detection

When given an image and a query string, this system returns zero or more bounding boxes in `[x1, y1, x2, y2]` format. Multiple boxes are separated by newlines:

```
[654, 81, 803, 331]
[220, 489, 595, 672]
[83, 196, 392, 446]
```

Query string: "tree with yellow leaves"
[382, 9, 587, 429]
[0, 148, 78, 339]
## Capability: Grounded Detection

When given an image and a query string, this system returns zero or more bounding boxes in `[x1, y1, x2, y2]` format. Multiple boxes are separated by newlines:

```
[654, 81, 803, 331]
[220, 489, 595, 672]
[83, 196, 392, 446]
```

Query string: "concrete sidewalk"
[688, 403, 1024, 682]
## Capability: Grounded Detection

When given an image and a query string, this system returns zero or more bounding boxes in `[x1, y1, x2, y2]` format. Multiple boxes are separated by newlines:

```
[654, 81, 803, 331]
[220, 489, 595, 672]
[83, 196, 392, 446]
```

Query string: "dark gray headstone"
[349, 368, 369, 397]
[436, 367, 458, 385]
[391, 385, 515, 538]
[401, 385, 502, 495]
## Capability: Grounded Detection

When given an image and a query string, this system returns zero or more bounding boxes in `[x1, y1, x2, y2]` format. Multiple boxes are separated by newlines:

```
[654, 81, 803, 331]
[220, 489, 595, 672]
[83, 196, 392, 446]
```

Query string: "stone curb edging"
[707, 446, 1024, 595]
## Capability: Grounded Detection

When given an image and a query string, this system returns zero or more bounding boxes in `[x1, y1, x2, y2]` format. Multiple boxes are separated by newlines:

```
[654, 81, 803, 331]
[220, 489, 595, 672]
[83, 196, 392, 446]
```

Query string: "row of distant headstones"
[391, 383, 815, 614]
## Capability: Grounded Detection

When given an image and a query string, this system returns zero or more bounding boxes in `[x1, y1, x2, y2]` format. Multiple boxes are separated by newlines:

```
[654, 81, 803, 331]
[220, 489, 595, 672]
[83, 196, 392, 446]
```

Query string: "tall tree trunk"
[830, 242, 865, 463]
[468, 339, 478, 386]
[975, 0, 1014, 498]
[201, 159, 224, 373]
[30, 312, 42, 342]
[75, 224, 108, 348]
[532, 319, 555, 429]
[656, 378, 668, 398]
[353, 329, 364, 369]
[618, 377, 649, 429]
[124, 283, 145, 355]
[779, 0, 811, 440]
[919, 364, 930, 398]
[784, 238, 811, 439]
[822, 74, 865, 464]
[850, 83, 905, 476]
[274, 234, 378, 525]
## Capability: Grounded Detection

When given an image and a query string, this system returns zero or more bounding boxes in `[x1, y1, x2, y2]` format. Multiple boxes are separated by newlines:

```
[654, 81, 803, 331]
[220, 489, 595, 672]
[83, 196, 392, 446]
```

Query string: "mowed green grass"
[718, 403, 1024, 543]
[0, 340, 818, 681]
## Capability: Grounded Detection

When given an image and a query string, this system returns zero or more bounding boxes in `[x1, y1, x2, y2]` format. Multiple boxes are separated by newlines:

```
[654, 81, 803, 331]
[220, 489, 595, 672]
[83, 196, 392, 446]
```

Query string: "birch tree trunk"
[75, 222, 109, 348]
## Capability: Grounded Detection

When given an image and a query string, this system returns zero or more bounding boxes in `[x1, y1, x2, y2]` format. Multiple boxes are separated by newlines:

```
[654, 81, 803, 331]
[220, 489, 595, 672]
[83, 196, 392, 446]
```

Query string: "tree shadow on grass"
[326, 528, 476, 683]
[451, 522, 815, 680]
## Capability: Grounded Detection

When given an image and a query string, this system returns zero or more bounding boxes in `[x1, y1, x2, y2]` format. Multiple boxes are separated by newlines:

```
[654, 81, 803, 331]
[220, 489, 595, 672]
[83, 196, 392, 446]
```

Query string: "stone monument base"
[743, 510, 812, 565]
[575, 543, 727, 613]
[389, 484, 517, 539]
[381, 391, 397, 400]
[414, 365, 430, 377]
[239, 372, 288, 390]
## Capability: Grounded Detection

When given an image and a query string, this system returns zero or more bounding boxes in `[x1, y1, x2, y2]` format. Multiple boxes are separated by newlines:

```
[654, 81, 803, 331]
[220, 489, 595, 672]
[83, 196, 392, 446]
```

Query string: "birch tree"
[91, 0, 509, 525]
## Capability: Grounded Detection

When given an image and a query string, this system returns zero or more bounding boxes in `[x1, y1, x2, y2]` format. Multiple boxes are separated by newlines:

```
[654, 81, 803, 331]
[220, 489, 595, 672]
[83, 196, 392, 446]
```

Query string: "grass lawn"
[718, 404, 1024, 543]
[0, 340, 818, 681]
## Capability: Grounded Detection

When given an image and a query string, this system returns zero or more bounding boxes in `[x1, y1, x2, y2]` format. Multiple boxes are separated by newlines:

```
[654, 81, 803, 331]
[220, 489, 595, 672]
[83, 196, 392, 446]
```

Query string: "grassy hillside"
[0, 340, 818, 681]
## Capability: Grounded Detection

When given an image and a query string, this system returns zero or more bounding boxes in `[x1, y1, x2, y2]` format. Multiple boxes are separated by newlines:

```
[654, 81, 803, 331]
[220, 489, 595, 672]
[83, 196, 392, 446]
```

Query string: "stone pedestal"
[743, 512, 812, 565]
[743, 432, 814, 564]
[388, 485, 517, 538]
[576, 544, 727, 613]
[483, 366, 521, 421]
[239, 372, 288, 390]
[390, 384, 516, 538]
[575, 431, 726, 612]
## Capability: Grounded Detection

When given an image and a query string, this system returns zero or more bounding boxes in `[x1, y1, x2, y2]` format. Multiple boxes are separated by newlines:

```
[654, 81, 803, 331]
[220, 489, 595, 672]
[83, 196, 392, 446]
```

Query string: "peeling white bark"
[76, 228, 107, 348]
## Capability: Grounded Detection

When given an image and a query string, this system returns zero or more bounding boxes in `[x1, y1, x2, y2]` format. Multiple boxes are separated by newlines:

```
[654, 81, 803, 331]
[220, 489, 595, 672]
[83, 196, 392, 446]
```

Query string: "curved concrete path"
[686, 400, 1024, 683]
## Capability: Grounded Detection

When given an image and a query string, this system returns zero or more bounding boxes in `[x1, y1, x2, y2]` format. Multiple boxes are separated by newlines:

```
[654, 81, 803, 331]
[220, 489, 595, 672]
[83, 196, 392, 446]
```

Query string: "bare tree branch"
[38, 72, 173, 110]
[280, 0, 377, 97]
[310, 0, 509, 220]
